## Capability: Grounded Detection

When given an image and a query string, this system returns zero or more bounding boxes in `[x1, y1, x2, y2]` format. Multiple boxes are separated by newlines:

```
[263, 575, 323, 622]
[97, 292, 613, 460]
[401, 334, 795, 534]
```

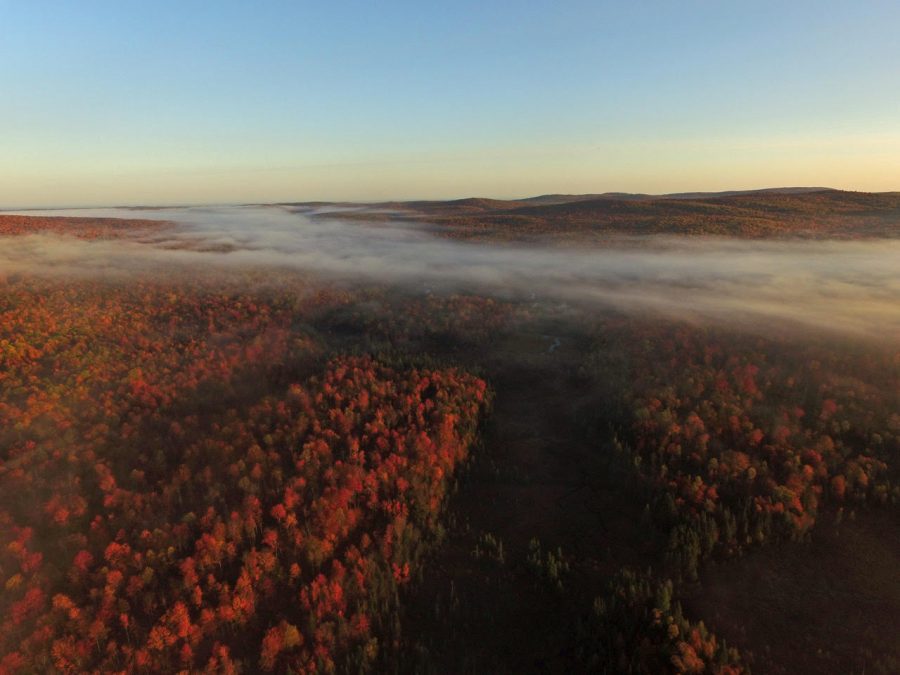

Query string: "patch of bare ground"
[396, 320, 654, 672]
[685, 510, 900, 674]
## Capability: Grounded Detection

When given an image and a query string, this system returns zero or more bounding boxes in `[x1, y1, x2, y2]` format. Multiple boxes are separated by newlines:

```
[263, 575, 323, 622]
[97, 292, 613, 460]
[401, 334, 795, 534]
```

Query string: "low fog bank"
[2, 205, 900, 340]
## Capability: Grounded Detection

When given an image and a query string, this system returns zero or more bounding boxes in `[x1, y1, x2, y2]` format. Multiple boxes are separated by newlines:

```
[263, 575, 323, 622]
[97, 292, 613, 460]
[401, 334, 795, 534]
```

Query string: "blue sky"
[2, 1, 898, 206]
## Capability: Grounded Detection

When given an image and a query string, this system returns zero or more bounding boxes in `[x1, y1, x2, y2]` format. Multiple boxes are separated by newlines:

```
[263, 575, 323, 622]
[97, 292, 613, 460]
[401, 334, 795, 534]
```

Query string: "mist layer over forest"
[4, 205, 900, 341]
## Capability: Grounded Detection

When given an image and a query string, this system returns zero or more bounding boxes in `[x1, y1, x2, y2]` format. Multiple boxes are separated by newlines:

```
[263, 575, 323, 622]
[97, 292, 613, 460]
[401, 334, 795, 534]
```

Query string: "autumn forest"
[1, 196, 899, 674]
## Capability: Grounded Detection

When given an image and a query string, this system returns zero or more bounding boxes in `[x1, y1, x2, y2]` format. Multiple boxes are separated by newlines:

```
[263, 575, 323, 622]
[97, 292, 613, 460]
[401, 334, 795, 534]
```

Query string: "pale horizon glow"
[2, 1, 899, 208]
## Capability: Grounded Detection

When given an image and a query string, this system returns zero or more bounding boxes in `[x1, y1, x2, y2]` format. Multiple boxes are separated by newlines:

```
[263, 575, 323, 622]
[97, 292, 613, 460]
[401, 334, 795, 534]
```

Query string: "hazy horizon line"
[4, 184, 899, 213]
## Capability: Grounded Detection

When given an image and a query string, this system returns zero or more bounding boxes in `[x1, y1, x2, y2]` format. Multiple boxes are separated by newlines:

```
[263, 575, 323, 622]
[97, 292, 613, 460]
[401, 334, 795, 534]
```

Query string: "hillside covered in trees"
[307, 189, 900, 241]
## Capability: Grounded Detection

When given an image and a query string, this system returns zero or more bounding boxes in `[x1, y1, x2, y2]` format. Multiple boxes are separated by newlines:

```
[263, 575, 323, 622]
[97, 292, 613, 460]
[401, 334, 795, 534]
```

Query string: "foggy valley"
[3, 3, 899, 673]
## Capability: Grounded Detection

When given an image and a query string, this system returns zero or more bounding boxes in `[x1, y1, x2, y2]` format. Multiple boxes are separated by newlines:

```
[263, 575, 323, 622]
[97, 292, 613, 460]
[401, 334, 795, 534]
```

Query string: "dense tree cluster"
[0, 215, 166, 240]
[581, 569, 743, 674]
[598, 324, 899, 581]
[321, 292, 512, 352]
[0, 278, 488, 673]
[572, 323, 900, 672]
